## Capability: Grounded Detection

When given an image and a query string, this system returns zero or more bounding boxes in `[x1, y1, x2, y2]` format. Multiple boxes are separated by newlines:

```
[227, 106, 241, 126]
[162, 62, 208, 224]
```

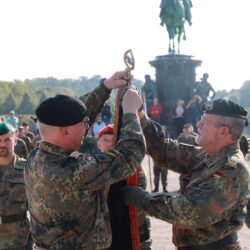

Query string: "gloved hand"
[122, 186, 148, 207]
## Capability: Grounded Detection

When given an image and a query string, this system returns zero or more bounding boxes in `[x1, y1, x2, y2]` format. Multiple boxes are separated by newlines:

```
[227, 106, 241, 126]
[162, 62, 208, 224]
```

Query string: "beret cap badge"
[205, 101, 213, 111]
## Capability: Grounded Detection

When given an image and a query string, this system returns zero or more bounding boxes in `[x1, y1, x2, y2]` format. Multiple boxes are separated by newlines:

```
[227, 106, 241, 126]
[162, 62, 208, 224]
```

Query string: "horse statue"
[160, 0, 192, 54]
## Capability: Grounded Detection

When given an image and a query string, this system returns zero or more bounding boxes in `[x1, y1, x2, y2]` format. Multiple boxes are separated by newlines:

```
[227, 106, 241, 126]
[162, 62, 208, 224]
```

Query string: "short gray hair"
[215, 115, 245, 141]
[37, 121, 59, 139]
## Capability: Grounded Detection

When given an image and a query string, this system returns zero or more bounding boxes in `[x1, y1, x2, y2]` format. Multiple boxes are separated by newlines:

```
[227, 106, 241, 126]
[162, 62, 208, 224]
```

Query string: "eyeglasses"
[82, 116, 90, 129]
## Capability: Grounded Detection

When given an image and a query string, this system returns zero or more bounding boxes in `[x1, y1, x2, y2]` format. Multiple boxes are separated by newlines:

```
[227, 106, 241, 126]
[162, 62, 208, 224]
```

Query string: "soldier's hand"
[122, 186, 148, 207]
[104, 71, 131, 90]
[122, 88, 143, 114]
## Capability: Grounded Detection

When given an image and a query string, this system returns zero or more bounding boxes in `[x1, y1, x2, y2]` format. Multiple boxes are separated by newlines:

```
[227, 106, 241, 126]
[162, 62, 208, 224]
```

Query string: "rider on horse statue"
[159, 0, 193, 54]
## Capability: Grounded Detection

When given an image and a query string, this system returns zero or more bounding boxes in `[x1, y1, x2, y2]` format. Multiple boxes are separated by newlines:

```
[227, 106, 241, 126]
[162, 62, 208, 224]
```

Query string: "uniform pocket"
[8, 177, 26, 202]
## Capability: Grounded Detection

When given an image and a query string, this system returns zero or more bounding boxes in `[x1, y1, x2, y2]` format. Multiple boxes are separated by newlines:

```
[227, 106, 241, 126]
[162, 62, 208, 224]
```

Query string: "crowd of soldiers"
[0, 71, 249, 250]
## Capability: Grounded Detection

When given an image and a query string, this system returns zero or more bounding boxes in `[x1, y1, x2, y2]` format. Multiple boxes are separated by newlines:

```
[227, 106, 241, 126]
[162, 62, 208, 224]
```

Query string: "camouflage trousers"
[153, 166, 168, 191]
[139, 212, 151, 250]
[176, 241, 241, 250]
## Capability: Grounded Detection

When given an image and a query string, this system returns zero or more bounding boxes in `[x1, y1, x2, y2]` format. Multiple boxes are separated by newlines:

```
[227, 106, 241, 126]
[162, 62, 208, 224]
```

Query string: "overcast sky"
[0, 0, 249, 91]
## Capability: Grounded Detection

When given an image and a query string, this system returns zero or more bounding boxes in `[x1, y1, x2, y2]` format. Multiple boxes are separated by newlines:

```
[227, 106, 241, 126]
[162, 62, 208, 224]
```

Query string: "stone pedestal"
[149, 54, 202, 137]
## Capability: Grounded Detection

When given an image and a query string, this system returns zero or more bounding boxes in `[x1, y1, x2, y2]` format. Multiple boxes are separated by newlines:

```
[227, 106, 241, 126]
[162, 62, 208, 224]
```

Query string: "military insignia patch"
[213, 172, 222, 178]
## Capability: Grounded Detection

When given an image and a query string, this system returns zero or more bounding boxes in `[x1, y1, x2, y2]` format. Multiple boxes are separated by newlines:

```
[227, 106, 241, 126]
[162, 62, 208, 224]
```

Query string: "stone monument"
[149, 0, 202, 137]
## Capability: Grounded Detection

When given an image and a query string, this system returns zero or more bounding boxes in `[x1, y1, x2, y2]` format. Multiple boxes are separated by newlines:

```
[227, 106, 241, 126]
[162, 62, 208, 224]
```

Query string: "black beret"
[203, 99, 248, 121]
[36, 95, 87, 126]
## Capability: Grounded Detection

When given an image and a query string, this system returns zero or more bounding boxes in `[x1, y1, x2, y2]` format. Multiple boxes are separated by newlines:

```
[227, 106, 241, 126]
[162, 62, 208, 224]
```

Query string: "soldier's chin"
[0, 151, 9, 157]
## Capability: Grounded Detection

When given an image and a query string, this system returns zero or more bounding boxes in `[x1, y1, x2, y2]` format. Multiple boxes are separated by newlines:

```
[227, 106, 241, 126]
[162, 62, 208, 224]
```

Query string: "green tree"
[39, 93, 47, 103]
[239, 81, 250, 108]
[1, 92, 17, 114]
[18, 93, 35, 114]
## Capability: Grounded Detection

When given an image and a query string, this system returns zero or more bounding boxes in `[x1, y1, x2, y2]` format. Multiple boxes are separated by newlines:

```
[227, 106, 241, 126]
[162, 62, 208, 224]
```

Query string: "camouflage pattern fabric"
[22, 136, 32, 153]
[153, 165, 168, 192]
[24, 84, 145, 250]
[177, 241, 241, 250]
[26, 131, 35, 141]
[245, 201, 250, 229]
[177, 133, 196, 145]
[15, 138, 28, 159]
[139, 115, 250, 247]
[31, 134, 41, 149]
[177, 133, 196, 191]
[138, 167, 151, 250]
[0, 156, 30, 249]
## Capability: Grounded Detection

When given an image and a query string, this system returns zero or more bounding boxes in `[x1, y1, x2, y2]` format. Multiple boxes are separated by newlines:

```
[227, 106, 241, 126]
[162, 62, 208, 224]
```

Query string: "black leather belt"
[0, 213, 27, 224]
[184, 233, 238, 250]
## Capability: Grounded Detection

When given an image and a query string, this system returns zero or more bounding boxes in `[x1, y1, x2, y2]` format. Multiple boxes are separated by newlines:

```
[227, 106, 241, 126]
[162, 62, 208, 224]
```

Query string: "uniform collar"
[39, 141, 72, 157]
[204, 143, 239, 168]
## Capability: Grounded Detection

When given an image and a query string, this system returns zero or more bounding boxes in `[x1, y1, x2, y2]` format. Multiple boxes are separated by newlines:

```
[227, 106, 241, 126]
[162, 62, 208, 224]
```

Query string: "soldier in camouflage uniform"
[177, 123, 197, 191]
[0, 122, 30, 250]
[24, 72, 146, 250]
[152, 161, 168, 193]
[97, 124, 152, 250]
[17, 127, 32, 153]
[177, 123, 197, 145]
[22, 122, 35, 141]
[124, 99, 250, 250]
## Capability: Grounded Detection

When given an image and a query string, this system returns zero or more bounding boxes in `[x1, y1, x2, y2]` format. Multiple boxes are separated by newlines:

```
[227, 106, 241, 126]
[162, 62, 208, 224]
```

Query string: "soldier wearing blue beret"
[124, 98, 250, 250]
[0, 122, 31, 249]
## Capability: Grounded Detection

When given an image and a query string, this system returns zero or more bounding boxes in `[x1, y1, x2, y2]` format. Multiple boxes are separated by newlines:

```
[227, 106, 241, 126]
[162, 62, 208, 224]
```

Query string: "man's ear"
[219, 126, 230, 137]
[13, 136, 17, 146]
[97, 141, 101, 149]
[60, 127, 70, 137]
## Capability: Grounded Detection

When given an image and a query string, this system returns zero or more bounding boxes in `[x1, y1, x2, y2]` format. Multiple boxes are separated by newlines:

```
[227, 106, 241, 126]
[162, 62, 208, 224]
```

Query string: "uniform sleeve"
[138, 164, 245, 228]
[79, 82, 111, 127]
[140, 115, 200, 174]
[73, 113, 145, 191]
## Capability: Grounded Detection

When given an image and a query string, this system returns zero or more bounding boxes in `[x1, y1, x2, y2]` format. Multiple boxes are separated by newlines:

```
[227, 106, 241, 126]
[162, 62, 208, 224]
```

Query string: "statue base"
[149, 54, 202, 138]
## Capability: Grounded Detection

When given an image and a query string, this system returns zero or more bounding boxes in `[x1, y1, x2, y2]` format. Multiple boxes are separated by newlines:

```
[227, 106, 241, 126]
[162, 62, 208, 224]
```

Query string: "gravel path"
[141, 156, 250, 250]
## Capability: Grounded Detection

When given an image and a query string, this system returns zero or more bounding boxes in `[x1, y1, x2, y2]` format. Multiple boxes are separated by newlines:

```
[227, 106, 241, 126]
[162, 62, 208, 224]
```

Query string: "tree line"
[0, 76, 143, 115]
[0, 77, 250, 134]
